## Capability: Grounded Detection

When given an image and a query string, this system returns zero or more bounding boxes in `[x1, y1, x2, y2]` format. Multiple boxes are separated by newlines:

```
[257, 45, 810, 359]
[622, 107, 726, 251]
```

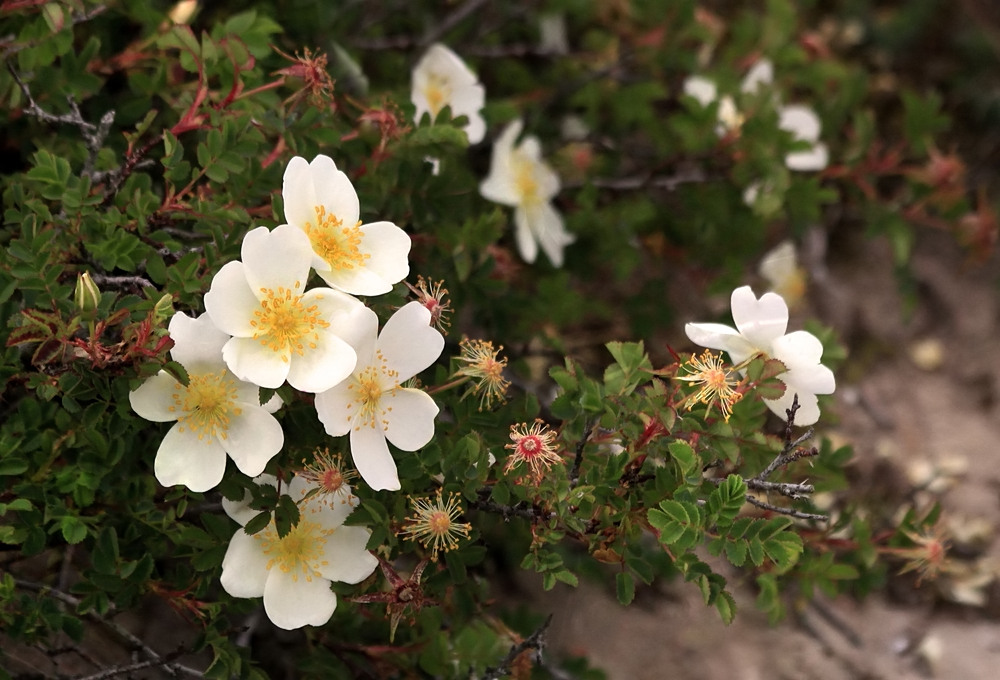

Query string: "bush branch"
[480, 615, 553, 680]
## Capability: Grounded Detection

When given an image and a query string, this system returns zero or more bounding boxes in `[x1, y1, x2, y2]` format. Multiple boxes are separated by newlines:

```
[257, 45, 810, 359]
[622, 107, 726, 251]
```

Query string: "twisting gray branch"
[6, 62, 116, 184]
[480, 615, 553, 680]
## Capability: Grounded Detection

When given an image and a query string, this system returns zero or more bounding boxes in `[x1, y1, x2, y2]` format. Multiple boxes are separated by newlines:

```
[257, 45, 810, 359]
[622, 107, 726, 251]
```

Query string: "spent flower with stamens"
[129, 312, 283, 491]
[315, 302, 445, 491]
[400, 489, 471, 559]
[406, 276, 452, 332]
[274, 47, 335, 110]
[505, 419, 562, 481]
[204, 224, 368, 393]
[281, 155, 411, 296]
[297, 448, 358, 508]
[220, 474, 377, 630]
[674, 350, 745, 422]
[455, 338, 511, 410]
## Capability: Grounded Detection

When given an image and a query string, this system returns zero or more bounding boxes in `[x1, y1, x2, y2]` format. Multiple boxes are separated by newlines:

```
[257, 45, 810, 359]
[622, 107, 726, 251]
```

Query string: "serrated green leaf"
[616, 572, 635, 605]
[243, 511, 271, 536]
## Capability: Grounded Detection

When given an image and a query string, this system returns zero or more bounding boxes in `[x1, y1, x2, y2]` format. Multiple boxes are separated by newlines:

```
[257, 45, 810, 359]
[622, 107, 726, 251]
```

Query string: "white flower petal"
[358, 221, 411, 287]
[224, 405, 284, 477]
[263, 569, 337, 630]
[316, 526, 377, 584]
[220, 530, 269, 598]
[285, 331, 358, 394]
[222, 336, 291, 390]
[315, 382, 360, 438]
[129, 372, 181, 422]
[312, 156, 361, 226]
[168, 313, 229, 368]
[771, 330, 824, 367]
[684, 322, 757, 362]
[779, 105, 821, 142]
[377, 302, 444, 381]
[786, 143, 829, 172]
[526, 201, 573, 267]
[479, 120, 524, 205]
[765, 389, 821, 426]
[281, 156, 316, 228]
[154, 424, 227, 491]
[683, 76, 717, 106]
[382, 388, 439, 451]
[241, 224, 313, 293]
[730, 286, 788, 348]
[513, 206, 540, 264]
[741, 59, 774, 93]
[204, 261, 260, 337]
[783, 364, 836, 396]
[350, 424, 400, 491]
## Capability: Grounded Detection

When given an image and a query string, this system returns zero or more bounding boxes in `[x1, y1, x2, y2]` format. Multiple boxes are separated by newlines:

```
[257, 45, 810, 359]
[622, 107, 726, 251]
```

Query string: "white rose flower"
[314, 302, 444, 491]
[685, 286, 835, 425]
[411, 43, 486, 144]
[128, 312, 283, 492]
[479, 119, 575, 267]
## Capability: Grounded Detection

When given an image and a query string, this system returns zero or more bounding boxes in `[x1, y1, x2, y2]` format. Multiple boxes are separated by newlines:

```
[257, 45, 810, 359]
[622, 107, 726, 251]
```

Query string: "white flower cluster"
[129, 154, 445, 628]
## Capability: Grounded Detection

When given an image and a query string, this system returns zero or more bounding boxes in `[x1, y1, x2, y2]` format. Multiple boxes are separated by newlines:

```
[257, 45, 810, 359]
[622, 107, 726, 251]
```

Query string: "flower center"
[257, 519, 331, 583]
[251, 281, 329, 359]
[347, 351, 400, 430]
[428, 510, 452, 536]
[171, 370, 241, 442]
[423, 74, 451, 116]
[513, 155, 541, 205]
[306, 205, 369, 272]
[519, 435, 541, 456]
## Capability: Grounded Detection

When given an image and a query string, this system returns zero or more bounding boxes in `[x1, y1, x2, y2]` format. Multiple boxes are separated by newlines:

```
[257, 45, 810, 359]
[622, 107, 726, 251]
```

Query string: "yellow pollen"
[251, 280, 329, 359]
[255, 519, 331, 583]
[172, 370, 241, 442]
[513, 155, 540, 204]
[305, 205, 369, 272]
[350, 351, 400, 430]
[400, 490, 471, 559]
[423, 74, 451, 116]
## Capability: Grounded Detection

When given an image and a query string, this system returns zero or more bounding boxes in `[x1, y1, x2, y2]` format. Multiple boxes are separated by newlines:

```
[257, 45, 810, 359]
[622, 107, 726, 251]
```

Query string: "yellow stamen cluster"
[171, 370, 241, 442]
[513, 154, 541, 205]
[298, 448, 358, 507]
[345, 350, 400, 431]
[251, 281, 329, 359]
[306, 205, 370, 271]
[255, 519, 332, 583]
[400, 490, 470, 559]
[455, 338, 510, 410]
[674, 350, 744, 421]
[423, 73, 451, 116]
[505, 419, 562, 481]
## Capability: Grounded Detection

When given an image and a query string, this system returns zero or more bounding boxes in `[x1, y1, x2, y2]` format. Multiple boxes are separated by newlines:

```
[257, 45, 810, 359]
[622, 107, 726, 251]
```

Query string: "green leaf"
[715, 591, 737, 624]
[59, 516, 87, 544]
[243, 511, 271, 536]
[648, 500, 703, 550]
[616, 572, 635, 605]
[274, 494, 299, 538]
[706, 475, 745, 526]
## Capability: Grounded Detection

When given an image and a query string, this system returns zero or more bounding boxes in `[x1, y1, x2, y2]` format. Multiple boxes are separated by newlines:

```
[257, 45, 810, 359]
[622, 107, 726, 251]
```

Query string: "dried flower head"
[455, 338, 511, 410]
[297, 448, 358, 507]
[274, 47, 336, 110]
[889, 526, 951, 586]
[406, 276, 452, 332]
[400, 490, 471, 559]
[675, 350, 744, 421]
[505, 419, 562, 481]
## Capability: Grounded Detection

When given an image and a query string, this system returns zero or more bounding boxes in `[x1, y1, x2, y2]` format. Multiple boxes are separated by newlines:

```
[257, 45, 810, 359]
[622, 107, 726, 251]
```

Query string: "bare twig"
[6, 62, 116, 183]
[420, 0, 489, 48]
[90, 274, 156, 290]
[744, 494, 827, 522]
[565, 168, 711, 192]
[480, 615, 553, 680]
[569, 419, 595, 488]
[1, 5, 108, 60]
[468, 493, 554, 522]
[12, 579, 204, 678]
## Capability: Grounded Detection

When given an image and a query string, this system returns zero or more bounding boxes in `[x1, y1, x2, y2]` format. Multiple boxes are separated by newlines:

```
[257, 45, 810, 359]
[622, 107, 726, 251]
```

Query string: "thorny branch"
[569, 418, 596, 488]
[12, 579, 204, 679]
[6, 61, 115, 181]
[742, 395, 827, 521]
[480, 614, 553, 680]
[469, 491, 555, 522]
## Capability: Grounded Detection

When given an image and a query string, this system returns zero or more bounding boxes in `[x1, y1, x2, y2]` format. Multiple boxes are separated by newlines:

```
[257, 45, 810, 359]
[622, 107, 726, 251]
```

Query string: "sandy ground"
[535, 228, 1000, 679]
